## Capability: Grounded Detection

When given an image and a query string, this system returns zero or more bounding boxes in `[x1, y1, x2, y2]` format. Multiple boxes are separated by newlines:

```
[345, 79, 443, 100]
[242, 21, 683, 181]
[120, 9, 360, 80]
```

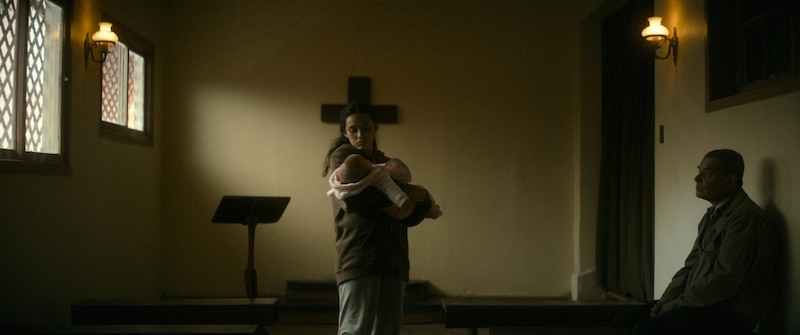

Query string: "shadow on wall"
[759, 159, 790, 334]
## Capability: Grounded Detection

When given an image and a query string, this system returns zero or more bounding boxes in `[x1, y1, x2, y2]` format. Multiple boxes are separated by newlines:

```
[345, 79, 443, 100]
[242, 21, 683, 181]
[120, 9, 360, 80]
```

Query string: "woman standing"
[322, 102, 432, 335]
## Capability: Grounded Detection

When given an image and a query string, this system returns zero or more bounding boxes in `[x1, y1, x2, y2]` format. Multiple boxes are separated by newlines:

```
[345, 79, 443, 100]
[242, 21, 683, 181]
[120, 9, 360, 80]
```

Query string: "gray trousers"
[338, 275, 406, 335]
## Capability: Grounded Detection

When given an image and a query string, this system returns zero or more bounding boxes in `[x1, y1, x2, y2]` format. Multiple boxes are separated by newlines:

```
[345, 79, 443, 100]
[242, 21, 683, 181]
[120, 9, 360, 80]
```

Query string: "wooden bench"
[442, 297, 642, 335]
[2, 324, 265, 335]
[71, 298, 277, 326]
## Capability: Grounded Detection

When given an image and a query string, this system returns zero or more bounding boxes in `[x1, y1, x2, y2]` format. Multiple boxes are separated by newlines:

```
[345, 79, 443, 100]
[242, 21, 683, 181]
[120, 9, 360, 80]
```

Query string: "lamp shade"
[641, 16, 669, 41]
[91, 22, 118, 44]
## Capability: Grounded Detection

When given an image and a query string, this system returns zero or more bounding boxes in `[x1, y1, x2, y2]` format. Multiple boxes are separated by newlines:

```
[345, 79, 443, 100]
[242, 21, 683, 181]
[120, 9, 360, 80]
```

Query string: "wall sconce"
[641, 16, 678, 66]
[84, 22, 118, 68]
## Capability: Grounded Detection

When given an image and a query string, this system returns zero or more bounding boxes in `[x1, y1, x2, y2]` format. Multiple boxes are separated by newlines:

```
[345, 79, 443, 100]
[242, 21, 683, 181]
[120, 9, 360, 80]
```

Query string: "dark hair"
[705, 149, 745, 188]
[322, 103, 378, 177]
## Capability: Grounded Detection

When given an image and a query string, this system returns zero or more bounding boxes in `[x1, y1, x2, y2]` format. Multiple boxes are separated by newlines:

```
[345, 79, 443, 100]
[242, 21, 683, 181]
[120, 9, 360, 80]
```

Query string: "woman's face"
[343, 113, 377, 155]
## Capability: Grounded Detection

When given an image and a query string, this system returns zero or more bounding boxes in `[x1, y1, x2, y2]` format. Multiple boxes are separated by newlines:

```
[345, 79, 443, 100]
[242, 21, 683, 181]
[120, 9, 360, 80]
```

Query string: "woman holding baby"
[322, 102, 440, 335]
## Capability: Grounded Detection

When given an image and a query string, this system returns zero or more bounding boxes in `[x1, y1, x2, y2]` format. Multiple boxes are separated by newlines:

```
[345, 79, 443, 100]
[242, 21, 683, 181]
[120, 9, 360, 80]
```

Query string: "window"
[98, 15, 154, 146]
[706, 0, 799, 111]
[0, 0, 71, 174]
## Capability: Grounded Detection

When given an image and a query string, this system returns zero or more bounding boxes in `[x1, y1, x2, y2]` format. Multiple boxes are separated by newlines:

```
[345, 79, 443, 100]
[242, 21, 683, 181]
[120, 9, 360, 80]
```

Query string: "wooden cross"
[321, 77, 398, 124]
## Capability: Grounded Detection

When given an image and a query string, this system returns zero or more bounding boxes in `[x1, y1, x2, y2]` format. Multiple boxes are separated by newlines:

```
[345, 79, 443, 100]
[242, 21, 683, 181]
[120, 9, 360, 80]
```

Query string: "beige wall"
[0, 0, 165, 326]
[159, 0, 581, 299]
[653, 0, 800, 333]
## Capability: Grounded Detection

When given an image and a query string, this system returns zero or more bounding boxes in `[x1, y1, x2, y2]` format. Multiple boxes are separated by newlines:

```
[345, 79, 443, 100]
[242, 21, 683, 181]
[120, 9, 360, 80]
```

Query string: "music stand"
[212, 196, 290, 298]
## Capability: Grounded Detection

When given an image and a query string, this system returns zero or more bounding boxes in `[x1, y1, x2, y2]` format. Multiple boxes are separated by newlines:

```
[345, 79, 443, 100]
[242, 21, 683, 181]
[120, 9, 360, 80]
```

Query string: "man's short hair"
[705, 149, 745, 188]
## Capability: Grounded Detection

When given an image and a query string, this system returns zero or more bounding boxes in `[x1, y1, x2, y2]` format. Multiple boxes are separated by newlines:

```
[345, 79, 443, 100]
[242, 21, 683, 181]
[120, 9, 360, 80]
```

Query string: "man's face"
[694, 156, 737, 205]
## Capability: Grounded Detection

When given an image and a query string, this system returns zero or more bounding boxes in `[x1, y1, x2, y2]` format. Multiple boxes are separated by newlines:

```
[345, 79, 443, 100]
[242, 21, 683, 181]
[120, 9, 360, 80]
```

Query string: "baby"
[328, 154, 442, 220]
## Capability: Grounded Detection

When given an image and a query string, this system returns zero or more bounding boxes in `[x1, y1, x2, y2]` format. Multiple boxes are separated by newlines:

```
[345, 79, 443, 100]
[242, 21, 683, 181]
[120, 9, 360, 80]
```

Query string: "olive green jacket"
[660, 189, 779, 321]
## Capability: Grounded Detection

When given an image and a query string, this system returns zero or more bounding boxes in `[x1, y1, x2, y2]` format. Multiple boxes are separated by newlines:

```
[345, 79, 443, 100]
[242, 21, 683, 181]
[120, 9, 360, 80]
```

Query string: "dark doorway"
[596, 0, 655, 302]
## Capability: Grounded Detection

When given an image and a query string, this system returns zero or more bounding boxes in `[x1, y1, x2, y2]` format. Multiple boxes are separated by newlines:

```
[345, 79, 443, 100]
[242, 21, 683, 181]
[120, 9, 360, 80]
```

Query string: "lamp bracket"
[84, 33, 114, 68]
[652, 27, 678, 66]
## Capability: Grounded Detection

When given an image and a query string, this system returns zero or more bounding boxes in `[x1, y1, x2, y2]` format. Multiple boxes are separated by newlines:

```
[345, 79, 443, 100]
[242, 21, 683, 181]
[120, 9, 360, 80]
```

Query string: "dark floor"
[264, 324, 630, 335]
[264, 323, 478, 335]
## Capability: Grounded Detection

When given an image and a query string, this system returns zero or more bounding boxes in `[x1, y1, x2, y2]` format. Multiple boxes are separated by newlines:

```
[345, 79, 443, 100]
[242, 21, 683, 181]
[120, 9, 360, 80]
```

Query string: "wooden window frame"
[98, 14, 155, 147]
[0, 0, 73, 175]
[705, 0, 800, 112]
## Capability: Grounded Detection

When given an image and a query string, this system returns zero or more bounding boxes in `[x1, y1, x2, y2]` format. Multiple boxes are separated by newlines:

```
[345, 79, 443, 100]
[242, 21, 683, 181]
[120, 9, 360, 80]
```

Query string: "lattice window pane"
[102, 42, 146, 132]
[0, 0, 18, 150]
[101, 41, 127, 126]
[24, 0, 44, 152]
[128, 49, 144, 131]
[24, 0, 62, 154]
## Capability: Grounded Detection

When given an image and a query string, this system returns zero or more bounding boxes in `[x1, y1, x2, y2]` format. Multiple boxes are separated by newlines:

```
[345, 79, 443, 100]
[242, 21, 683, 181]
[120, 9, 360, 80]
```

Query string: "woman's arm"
[400, 186, 432, 227]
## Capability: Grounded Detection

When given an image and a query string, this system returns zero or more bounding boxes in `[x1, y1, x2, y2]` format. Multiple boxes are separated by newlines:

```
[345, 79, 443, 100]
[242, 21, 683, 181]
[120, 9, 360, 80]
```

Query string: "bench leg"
[470, 327, 478, 335]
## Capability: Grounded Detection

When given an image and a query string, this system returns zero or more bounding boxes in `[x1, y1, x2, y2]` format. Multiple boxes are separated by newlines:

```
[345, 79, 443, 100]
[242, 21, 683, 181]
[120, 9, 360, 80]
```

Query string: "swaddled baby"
[327, 154, 441, 220]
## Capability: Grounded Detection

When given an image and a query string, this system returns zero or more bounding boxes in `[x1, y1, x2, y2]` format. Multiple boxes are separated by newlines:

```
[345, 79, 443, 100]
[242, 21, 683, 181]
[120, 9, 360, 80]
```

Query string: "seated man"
[328, 154, 441, 220]
[614, 149, 780, 335]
